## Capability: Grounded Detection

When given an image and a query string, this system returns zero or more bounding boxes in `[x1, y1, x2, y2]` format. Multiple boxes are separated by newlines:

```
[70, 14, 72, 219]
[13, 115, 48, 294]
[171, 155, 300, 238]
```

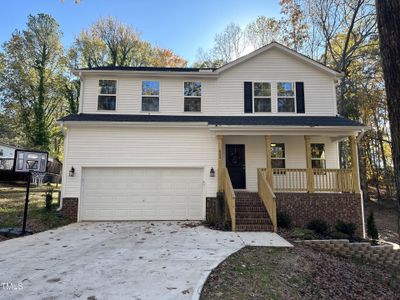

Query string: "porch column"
[265, 135, 273, 187]
[217, 135, 224, 193]
[349, 135, 361, 193]
[304, 136, 315, 192]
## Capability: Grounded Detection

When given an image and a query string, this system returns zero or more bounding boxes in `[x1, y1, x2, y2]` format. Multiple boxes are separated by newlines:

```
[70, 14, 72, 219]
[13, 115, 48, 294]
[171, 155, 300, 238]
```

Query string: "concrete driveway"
[0, 222, 291, 300]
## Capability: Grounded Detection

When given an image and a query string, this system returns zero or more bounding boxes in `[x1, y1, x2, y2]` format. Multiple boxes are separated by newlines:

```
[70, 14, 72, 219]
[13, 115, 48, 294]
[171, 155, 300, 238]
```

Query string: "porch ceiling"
[210, 126, 365, 139]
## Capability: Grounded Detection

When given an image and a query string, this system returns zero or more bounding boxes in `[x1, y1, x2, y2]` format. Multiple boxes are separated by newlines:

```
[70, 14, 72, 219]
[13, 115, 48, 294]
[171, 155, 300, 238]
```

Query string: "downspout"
[57, 122, 65, 212]
[356, 127, 369, 238]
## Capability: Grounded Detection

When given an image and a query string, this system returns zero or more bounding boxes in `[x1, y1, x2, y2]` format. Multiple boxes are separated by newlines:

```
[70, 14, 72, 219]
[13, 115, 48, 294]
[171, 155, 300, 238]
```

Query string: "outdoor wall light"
[69, 166, 75, 177]
[210, 167, 215, 177]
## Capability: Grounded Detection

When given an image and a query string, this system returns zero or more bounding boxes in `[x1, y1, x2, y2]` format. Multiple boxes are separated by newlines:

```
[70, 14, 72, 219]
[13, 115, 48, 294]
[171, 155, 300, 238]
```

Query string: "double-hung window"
[271, 143, 286, 168]
[311, 144, 326, 169]
[184, 82, 201, 112]
[253, 82, 271, 112]
[98, 80, 117, 111]
[142, 81, 160, 112]
[277, 82, 295, 112]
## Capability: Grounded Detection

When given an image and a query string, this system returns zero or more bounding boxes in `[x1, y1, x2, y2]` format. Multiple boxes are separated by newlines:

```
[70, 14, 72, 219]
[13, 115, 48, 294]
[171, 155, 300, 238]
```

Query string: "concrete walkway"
[0, 222, 291, 300]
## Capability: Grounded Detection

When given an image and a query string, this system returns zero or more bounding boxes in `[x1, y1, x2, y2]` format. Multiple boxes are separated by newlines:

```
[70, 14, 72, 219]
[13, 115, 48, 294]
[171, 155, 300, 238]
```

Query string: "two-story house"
[59, 42, 366, 235]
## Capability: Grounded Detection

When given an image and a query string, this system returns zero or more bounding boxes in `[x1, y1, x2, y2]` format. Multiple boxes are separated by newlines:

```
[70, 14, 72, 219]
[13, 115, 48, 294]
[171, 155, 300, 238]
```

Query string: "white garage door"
[80, 167, 204, 221]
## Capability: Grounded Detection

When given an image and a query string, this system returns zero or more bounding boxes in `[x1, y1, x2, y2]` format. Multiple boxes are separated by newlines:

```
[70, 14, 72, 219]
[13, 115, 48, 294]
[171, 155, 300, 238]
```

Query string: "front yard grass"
[200, 245, 399, 300]
[0, 183, 71, 240]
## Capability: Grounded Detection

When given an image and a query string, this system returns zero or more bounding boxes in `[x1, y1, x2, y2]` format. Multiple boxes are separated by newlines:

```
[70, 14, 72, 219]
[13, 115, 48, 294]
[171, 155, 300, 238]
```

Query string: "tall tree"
[213, 23, 246, 63]
[280, 0, 309, 51]
[246, 16, 281, 49]
[0, 14, 65, 151]
[71, 17, 187, 68]
[375, 0, 400, 240]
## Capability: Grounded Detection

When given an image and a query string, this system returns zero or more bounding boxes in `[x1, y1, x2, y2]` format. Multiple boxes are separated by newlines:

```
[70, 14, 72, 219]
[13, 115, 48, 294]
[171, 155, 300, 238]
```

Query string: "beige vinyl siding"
[222, 135, 339, 191]
[80, 48, 337, 116]
[62, 126, 218, 199]
[217, 48, 336, 116]
[81, 77, 217, 115]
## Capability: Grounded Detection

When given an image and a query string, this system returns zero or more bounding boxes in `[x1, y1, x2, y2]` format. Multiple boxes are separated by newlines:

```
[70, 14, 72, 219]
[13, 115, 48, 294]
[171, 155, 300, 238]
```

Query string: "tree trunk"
[376, 0, 400, 242]
[373, 111, 392, 198]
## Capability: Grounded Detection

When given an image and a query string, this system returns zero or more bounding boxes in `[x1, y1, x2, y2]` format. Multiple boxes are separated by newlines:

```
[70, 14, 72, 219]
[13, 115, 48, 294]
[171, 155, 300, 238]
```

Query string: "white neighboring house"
[0, 142, 17, 170]
[0, 142, 16, 158]
[59, 42, 367, 233]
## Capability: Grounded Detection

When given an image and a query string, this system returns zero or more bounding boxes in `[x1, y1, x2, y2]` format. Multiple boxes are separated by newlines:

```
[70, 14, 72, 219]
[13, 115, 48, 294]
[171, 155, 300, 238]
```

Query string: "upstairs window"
[277, 82, 295, 112]
[311, 144, 326, 168]
[98, 80, 117, 110]
[253, 82, 271, 112]
[142, 81, 160, 112]
[184, 82, 201, 112]
[271, 143, 286, 168]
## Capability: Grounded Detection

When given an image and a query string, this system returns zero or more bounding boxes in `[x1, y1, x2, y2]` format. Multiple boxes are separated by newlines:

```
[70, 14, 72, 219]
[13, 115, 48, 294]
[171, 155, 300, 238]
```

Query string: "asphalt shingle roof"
[77, 66, 216, 72]
[59, 114, 363, 127]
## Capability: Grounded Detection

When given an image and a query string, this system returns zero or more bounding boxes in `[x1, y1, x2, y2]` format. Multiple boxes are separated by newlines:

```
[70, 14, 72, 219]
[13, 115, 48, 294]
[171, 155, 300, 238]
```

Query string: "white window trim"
[277, 82, 296, 113]
[271, 143, 286, 168]
[141, 80, 160, 112]
[97, 79, 118, 112]
[311, 143, 326, 169]
[253, 82, 272, 113]
[183, 81, 202, 113]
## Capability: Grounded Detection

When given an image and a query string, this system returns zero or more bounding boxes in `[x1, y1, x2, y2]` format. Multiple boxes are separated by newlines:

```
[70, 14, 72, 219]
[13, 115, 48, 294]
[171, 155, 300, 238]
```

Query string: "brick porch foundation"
[61, 197, 78, 222]
[275, 193, 364, 236]
[206, 197, 218, 222]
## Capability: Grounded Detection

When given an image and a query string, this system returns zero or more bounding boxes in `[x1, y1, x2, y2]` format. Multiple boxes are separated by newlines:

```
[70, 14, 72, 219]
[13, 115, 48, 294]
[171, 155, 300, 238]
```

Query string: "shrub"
[335, 221, 357, 238]
[277, 211, 292, 229]
[291, 228, 316, 240]
[331, 231, 350, 240]
[307, 219, 329, 235]
[367, 211, 379, 240]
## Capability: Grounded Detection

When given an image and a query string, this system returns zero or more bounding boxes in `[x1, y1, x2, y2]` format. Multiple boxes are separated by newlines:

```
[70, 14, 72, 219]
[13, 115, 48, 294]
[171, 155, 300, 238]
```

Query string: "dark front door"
[226, 144, 246, 189]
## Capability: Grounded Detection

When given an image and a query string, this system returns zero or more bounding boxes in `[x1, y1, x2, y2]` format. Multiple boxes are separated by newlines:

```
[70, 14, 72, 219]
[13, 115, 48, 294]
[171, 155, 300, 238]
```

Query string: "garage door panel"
[80, 167, 204, 221]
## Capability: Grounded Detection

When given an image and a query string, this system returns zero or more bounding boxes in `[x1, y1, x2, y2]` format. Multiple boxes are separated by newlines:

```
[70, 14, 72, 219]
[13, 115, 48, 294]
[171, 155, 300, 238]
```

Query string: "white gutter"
[73, 70, 218, 78]
[59, 121, 209, 128]
[357, 126, 369, 142]
[209, 125, 368, 131]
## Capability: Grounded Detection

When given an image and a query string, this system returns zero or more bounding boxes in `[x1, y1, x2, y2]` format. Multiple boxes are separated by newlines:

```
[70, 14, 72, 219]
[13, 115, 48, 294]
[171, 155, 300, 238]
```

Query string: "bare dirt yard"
[200, 245, 399, 300]
[0, 183, 71, 239]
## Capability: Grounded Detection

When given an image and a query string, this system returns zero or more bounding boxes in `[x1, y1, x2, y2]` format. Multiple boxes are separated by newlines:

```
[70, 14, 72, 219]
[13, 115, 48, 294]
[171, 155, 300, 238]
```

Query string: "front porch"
[215, 133, 362, 232]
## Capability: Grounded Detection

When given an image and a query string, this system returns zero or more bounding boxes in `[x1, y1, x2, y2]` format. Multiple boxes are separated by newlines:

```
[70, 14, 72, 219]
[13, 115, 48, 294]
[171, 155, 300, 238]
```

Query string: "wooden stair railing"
[222, 168, 236, 231]
[257, 169, 277, 232]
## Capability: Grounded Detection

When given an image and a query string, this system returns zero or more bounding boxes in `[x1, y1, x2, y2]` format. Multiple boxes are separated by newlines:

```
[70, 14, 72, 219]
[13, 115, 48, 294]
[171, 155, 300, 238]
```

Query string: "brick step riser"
[236, 212, 269, 218]
[235, 193, 259, 196]
[235, 199, 264, 202]
[236, 218, 272, 225]
[236, 225, 274, 232]
[234, 192, 274, 231]
[236, 205, 266, 209]
[235, 208, 268, 212]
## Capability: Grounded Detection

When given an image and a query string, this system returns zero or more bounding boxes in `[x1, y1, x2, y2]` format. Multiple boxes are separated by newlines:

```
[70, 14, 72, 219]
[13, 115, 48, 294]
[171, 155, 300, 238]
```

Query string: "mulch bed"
[200, 245, 399, 300]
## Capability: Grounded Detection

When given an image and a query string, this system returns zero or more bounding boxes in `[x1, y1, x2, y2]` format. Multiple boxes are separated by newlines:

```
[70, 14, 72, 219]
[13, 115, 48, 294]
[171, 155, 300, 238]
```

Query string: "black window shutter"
[244, 82, 253, 113]
[296, 82, 305, 113]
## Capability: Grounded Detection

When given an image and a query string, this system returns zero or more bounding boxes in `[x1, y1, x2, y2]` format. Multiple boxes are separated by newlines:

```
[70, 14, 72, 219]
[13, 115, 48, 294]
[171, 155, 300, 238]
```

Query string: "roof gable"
[215, 42, 342, 78]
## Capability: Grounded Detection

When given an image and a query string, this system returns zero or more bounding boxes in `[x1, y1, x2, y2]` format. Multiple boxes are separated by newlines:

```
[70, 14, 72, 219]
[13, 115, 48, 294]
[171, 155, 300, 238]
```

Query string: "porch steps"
[235, 191, 274, 232]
